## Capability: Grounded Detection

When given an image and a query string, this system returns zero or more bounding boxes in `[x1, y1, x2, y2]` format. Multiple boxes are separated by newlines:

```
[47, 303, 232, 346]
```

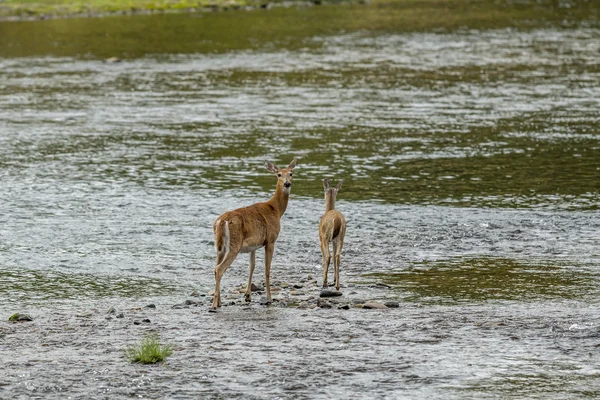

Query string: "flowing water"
[1, 1, 599, 398]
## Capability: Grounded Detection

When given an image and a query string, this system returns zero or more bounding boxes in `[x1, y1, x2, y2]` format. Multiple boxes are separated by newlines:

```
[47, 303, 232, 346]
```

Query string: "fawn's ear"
[335, 180, 344, 191]
[287, 158, 297, 171]
[265, 160, 279, 174]
[323, 179, 330, 191]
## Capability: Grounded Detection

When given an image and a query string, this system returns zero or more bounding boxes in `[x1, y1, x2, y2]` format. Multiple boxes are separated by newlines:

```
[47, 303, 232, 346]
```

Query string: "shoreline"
[0, 0, 364, 22]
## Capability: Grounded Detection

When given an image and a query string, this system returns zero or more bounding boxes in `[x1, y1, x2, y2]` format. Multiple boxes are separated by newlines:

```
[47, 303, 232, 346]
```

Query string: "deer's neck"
[269, 183, 290, 217]
[325, 194, 336, 212]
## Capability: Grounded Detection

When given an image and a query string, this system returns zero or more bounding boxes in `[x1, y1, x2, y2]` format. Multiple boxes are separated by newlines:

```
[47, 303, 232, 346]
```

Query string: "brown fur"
[319, 179, 346, 291]
[210, 158, 297, 311]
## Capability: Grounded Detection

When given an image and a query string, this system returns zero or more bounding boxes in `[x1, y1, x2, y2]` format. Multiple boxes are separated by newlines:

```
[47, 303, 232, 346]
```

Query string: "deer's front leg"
[245, 250, 256, 302]
[264, 242, 275, 303]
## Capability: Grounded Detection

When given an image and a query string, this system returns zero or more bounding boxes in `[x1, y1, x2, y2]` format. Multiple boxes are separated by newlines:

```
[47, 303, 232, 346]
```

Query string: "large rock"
[320, 290, 343, 298]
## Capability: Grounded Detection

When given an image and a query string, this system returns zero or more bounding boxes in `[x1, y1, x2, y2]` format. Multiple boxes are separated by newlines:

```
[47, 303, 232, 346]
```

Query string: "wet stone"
[145, 304, 156, 309]
[363, 302, 388, 309]
[116, 313, 125, 318]
[8, 313, 33, 322]
[76, 311, 92, 318]
[338, 304, 350, 310]
[320, 290, 343, 298]
[259, 297, 272, 306]
[184, 299, 199, 306]
[318, 300, 333, 309]
[107, 307, 116, 314]
[141, 318, 151, 324]
[373, 283, 392, 289]
[190, 290, 199, 297]
[384, 301, 400, 308]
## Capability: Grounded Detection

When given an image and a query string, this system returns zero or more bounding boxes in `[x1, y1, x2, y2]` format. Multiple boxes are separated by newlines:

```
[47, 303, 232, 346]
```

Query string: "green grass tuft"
[125, 333, 173, 364]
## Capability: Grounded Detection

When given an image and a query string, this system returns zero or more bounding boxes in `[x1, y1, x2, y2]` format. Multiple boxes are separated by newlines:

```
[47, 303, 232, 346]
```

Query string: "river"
[1, 1, 599, 398]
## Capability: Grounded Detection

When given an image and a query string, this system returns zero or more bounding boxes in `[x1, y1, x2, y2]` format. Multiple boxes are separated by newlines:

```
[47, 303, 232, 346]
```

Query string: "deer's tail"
[331, 217, 342, 240]
[214, 219, 230, 255]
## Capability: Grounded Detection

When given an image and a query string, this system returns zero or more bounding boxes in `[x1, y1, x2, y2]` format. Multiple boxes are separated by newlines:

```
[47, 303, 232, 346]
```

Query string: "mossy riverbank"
[0, 0, 359, 20]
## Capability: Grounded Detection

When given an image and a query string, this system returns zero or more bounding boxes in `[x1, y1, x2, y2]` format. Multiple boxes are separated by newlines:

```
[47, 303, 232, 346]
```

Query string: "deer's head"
[265, 158, 297, 195]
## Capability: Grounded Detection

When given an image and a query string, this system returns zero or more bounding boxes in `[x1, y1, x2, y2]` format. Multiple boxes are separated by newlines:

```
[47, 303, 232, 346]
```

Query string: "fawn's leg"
[321, 239, 331, 288]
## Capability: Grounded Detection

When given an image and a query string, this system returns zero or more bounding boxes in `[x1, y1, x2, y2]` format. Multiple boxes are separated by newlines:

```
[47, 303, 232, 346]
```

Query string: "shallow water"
[1, 1, 600, 399]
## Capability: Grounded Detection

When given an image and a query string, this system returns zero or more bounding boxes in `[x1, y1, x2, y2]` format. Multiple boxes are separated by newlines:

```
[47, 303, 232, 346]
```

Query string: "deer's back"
[215, 201, 281, 247]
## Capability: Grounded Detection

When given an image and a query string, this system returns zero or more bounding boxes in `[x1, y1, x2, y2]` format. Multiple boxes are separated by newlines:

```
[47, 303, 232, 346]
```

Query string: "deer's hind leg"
[333, 231, 344, 291]
[320, 237, 331, 289]
[211, 249, 239, 311]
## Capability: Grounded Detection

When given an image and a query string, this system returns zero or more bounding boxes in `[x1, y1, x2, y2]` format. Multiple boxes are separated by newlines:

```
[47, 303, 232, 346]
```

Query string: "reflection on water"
[0, 269, 181, 302]
[363, 257, 598, 304]
[1, 27, 599, 209]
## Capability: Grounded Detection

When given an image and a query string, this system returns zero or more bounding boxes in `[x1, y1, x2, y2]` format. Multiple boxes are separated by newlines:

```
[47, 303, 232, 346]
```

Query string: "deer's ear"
[287, 158, 297, 171]
[265, 160, 279, 174]
[323, 179, 330, 191]
[335, 180, 344, 191]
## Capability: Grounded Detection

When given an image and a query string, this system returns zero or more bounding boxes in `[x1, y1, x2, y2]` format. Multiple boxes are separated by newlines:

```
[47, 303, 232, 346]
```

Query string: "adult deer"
[319, 179, 346, 291]
[210, 158, 297, 312]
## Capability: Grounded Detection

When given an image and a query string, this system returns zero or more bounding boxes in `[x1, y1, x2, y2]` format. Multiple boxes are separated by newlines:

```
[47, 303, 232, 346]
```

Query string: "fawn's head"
[323, 179, 343, 206]
[265, 158, 297, 194]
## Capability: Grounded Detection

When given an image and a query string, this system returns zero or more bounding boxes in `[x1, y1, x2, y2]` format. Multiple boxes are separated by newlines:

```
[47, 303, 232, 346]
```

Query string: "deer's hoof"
[208, 307, 218, 313]
[244, 295, 251, 303]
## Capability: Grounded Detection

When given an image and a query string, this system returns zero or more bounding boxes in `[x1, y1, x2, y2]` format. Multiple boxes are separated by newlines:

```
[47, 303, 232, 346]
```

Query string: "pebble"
[338, 304, 350, 310]
[320, 290, 343, 298]
[190, 290, 199, 297]
[104, 57, 121, 63]
[107, 307, 116, 314]
[116, 313, 124, 318]
[248, 283, 262, 292]
[145, 304, 156, 309]
[384, 301, 400, 308]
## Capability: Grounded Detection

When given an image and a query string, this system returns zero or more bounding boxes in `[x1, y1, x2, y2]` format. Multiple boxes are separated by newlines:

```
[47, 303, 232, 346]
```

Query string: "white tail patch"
[224, 221, 230, 254]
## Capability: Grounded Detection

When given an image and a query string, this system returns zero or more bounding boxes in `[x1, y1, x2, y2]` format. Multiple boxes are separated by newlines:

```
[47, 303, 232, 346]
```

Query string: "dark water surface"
[1, 1, 599, 398]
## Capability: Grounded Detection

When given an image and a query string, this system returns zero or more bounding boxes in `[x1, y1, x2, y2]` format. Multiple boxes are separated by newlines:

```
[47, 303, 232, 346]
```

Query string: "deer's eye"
[277, 173, 282, 177]
[289, 173, 292, 176]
